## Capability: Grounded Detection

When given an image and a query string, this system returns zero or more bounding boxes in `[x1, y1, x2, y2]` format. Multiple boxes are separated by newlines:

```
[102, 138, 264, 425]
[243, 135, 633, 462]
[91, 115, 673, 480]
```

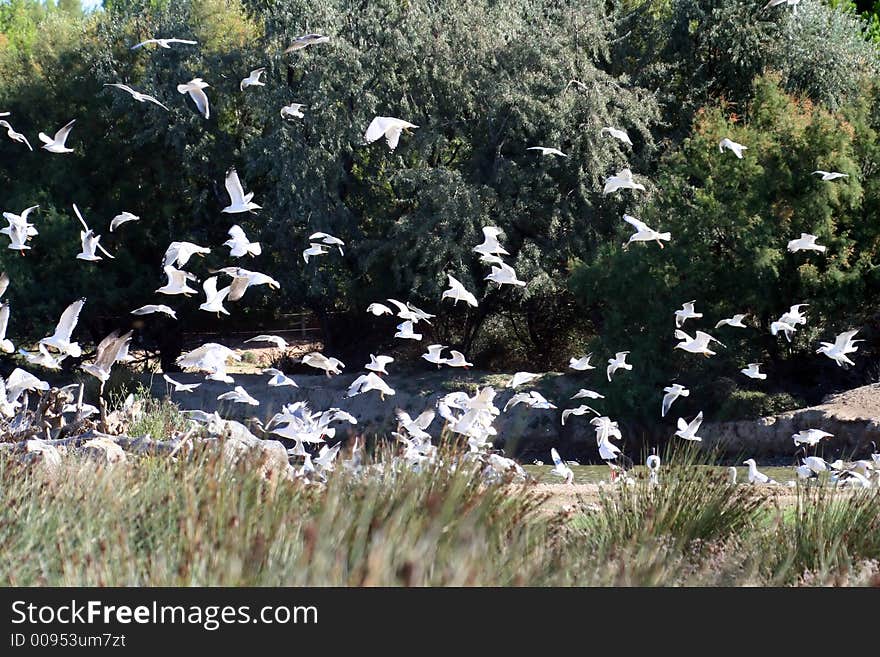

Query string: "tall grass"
[1, 442, 878, 586]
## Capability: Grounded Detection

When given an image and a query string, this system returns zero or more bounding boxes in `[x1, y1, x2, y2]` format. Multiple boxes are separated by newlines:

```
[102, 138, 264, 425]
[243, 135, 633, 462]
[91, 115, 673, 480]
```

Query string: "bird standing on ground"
[550, 448, 574, 484]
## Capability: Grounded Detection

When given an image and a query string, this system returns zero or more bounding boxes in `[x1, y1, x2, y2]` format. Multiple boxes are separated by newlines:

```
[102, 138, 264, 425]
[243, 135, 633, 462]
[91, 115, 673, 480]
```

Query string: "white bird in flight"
[303, 243, 329, 263]
[218, 386, 260, 406]
[561, 404, 599, 426]
[156, 265, 199, 296]
[715, 314, 749, 329]
[2, 205, 39, 239]
[366, 302, 393, 316]
[244, 334, 288, 350]
[442, 274, 478, 307]
[600, 126, 633, 146]
[0, 119, 32, 150]
[262, 367, 297, 387]
[741, 363, 767, 380]
[163, 374, 201, 393]
[109, 211, 140, 232]
[675, 300, 702, 328]
[176, 78, 210, 119]
[213, 267, 280, 301]
[421, 344, 446, 367]
[39, 119, 76, 153]
[527, 146, 567, 157]
[280, 103, 305, 120]
[606, 351, 632, 382]
[569, 354, 595, 371]
[0, 303, 13, 353]
[73, 204, 114, 261]
[104, 83, 169, 110]
[623, 214, 671, 248]
[308, 232, 344, 255]
[365, 354, 394, 376]
[507, 372, 539, 389]
[131, 304, 177, 319]
[473, 227, 509, 258]
[394, 320, 422, 341]
[603, 169, 645, 195]
[301, 352, 344, 377]
[364, 116, 418, 151]
[792, 428, 833, 447]
[571, 388, 604, 400]
[550, 448, 574, 484]
[131, 37, 197, 50]
[163, 241, 211, 268]
[675, 411, 703, 442]
[240, 68, 266, 91]
[661, 383, 689, 418]
[222, 169, 261, 214]
[347, 372, 395, 400]
[40, 298, 85, 357]
[816, 329, 861, 367]
[445, 351, 473, 368]
[812, 170, 848, 181]
[81, 330, 132, 385]
[198, 276, 232, 316]
[674, 330, 725, 356]
[284, 34, 331, 53]
[485, 262, 526, 287]
[787, 233, 826, 254]
[224, 224, 261, 257]
[718, 137, 747, 159]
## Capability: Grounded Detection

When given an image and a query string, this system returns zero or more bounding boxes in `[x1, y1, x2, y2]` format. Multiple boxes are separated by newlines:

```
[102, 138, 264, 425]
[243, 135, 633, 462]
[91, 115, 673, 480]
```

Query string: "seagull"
[347, 372, 395, 400]
[2, 205, 39, 238]
[743, 459, 777, 485]
[365, 354, 394, 375]
[176, 78, 210, 118]
[387, 299, 435, 324]
[131, 304, 177, 319]
[675, 412, 703, 442]
[131, 37, 197, 50]
[445, 351, 473, 368]
[661, 383, 689, 418]
[240, 67, 266, 91]
[303, 243, 329, 263]
[646, 448, 661, 484]
[245, 335, 288, 350]
[741, 363, 767, 380]
[793, 429, 833, 448]
[780, 304, 809, 327]
[213, 267, 280, 301]
[550, 448, 574, 484]
[787, 233, 826, 253]
[109, 211, 140, 232]
[39, 119, 76, 153]
[421, 344, 447, 367]
[163, 374, 201, 393]
[394, 320, 422, 341]
[0, 304, 13, 353]
[812, 170, 848, 181]
[262, 368, 297, 387]
[20, 343, 66, 370]
[367, 302, 393, 316]
[308, 232, 344, 255]
[156, 265, 198, 296]
[561, 404, 599, 426]
[103, 83, 169, 110]
[301, 352, 344, 376]
[0, 119, 32, 150]
[284, 34, 331, 53]
[364, 116, 418, 150]
[623, 214, 671, 248]
[770, 320, 798, 342]
[485, 262, 526, 287]
[224, 225, 261, 257]
[81, 330, 133, 385]
[527, 146, 567, 157]
[718, 138, 747, 158]
[569, 354, 595, 371]
[73, 204, 114, 262]
[603, 168, 645, 195]
[5, 220, 30, 252]
[504, 390, 556, 412]
[280, 103, 306, 120]
[198, 276, 232, 316]
[218, 386, 260, 406]
[599, 127, 633, 146]
[675, 301, 703, 328]
[571, 388, 604, 400]
[222, 169, 261, 213]
[606, 351, 632, 382]
[507, 372, 540, 389]
[715, 314, 749, 329]
[163, 241, 211, 268]
[674, 330, 725, 356]
[177, 343, 241, 384]
[40, 298, 85, 357]
[473, 227, 509, 258]
[816, 329, 862, 367]
[442, 274, 479, 307]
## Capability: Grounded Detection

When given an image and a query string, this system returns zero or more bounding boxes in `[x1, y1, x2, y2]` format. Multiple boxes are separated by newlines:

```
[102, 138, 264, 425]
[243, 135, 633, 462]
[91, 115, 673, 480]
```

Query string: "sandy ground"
[815, 383, 880, 420]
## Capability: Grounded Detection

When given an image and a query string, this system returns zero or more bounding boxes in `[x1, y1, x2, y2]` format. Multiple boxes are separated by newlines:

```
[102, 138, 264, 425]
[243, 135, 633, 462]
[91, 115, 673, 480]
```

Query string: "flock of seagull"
[1, 11, 879, 489]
